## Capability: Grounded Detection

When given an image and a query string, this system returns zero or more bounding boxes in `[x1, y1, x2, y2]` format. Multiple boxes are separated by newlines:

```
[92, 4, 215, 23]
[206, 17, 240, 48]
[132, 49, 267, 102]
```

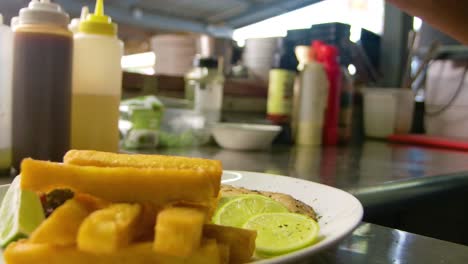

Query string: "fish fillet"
[220, 185, 317, 221]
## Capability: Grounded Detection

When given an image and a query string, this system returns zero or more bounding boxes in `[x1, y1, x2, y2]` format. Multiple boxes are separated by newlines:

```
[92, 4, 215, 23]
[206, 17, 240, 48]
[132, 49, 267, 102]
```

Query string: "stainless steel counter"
[309, 223, 468, 263]
[141, 141, 468, 198]
[4, 140, 468, 193]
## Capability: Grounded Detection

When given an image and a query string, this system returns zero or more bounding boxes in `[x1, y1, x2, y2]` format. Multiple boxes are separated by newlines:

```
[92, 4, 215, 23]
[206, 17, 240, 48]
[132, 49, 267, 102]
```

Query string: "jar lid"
[193, 57, 218, 68]
[17, 0, 69, 28]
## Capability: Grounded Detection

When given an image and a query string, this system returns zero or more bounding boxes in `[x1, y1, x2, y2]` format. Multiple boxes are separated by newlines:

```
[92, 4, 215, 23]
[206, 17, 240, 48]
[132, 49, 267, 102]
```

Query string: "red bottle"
[313, 41, 341, 145]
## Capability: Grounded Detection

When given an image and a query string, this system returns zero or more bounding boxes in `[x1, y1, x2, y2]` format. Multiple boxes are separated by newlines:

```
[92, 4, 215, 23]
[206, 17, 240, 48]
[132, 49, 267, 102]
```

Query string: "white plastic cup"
[362, 88, 414, 138]
[425, 60, 468, 139]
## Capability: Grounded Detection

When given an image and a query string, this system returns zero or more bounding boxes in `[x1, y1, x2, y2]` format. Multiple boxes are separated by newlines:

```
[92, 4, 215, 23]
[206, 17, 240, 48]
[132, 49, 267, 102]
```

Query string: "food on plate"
[221, 185, 318, 221]
[213, 194, 289, 227]
[21, 158, 216, 208]
[63, 150, 222, 193]
[29, 194, 106, 246]
[203, 224, 257, 264]
[243, 212, 319, 257]
[4, 239, 222, 264]
[154, 207, 206, 257]
[1, 150, 320, 263]
[0, 177, 45, 248]
[3, 150, 259, 264]
[214, 187, 320, 257]
[77, 203, 142, 254]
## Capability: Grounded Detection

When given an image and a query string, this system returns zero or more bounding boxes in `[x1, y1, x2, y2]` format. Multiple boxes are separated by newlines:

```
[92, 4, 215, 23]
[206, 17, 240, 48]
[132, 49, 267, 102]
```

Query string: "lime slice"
[217, 196, 238, 209]
[213, 194, 288, 227]
[0, 176, 45, 247]
[211, 196, 239, 223]
[243, 212, 319, 256]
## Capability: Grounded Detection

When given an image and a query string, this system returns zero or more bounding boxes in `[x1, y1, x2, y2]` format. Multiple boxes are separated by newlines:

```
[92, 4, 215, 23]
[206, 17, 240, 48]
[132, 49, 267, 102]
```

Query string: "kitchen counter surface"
[4, 140, 468, 204]
[141, 141, 468, 204]
[309, 223, 468, 263]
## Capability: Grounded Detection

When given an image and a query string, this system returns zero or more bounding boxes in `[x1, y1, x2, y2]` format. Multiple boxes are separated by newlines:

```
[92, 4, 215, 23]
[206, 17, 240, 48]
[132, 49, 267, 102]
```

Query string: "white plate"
[221, 171, 363, 264]
[0, 171, 363, 263]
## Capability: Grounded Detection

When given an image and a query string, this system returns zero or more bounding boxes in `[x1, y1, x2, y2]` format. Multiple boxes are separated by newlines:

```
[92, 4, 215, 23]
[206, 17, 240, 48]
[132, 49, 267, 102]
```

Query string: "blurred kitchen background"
[0, 0, 467, 152]
[2, 0, 468, 246]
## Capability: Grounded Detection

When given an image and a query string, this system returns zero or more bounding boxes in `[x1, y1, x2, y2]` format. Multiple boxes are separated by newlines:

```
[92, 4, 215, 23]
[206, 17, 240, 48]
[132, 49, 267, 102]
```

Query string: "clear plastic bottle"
[0, 14, 13, 173]
[70, 0, 123, 152]
[12, 0, 73, 170]
[185, 57, 224, 124]
[296, 48, 329, 146]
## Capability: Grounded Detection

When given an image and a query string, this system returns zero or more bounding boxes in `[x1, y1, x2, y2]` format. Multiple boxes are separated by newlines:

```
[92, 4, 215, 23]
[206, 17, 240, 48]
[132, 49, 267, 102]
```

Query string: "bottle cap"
[17, 0, 69, 28]
[79, 0, 117, 36]
[69, 6, 89, 33]
[193, 56, 218, 68]
[10, 17, 19, 30]
[271, 39, 298, 71]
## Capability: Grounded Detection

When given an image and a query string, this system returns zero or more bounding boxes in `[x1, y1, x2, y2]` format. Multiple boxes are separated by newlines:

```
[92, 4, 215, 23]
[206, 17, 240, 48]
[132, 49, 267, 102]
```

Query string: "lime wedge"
[213, 194, 288, 227]
[0, 176, 45, 247]
[243, 212, 319, 256]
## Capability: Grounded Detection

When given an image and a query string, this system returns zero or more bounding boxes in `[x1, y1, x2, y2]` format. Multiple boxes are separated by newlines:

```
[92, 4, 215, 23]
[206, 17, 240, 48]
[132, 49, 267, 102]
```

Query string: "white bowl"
[212, 123, 281, 151]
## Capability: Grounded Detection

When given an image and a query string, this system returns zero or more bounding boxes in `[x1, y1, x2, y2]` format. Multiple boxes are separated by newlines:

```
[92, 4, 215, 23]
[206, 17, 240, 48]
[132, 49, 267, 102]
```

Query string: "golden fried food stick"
[189, 239, 222, 264]
[217, 243, 230, 264]
[4, 240, 223, 264]
[29, 199, 89, 246]
[64, 150, 223, 193]
[203, 224, 257, 264]
[78, 203, 142, 254]
[154, 207, 206, 257]
[29, 194, 108, 246]
[21, 159, 217, 207]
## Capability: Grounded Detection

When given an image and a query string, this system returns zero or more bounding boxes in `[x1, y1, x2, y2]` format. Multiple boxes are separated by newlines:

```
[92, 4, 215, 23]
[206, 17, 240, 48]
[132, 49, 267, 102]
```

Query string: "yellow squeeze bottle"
[71, 0, 123, 152]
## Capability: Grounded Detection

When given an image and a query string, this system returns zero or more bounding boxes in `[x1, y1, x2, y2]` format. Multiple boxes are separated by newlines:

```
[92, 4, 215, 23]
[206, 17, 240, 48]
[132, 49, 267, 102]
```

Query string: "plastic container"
[362, 88, 414, 138]
[295, 48, 329, 146]
[425, 60, 468, 140]
[120, 96, 163, 150]
[159, 108, 211, 148]
[151, 34, 196, 76]
[314, 41, 342, 145]
[0, 14, 13, 173]
[243, 37, 281, 83]
[12, 0, 73, 170]
[185, 57, 224, 124]
[70, 0, 123, 152]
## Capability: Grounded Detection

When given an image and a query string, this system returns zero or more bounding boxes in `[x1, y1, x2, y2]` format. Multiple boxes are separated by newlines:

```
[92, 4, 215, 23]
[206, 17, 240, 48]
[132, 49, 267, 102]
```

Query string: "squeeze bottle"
[267, 40, 297, 124]
[12, 0, 73, 170]
[71, 0, 123, 152]
[296, 48, 329, 146]
[314, 41, 342, 146]
[0, 14, 13, 173]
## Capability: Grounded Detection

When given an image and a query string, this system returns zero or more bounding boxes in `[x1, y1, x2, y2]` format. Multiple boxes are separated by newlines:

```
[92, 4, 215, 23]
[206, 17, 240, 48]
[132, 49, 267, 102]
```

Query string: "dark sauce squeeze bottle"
[12, 0, 73, 170]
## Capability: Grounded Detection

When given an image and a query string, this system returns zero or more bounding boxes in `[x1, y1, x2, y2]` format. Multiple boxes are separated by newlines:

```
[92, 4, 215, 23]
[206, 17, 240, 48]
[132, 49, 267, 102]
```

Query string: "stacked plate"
[151, 34, 197, 76]
[243, 37, 281, 83]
